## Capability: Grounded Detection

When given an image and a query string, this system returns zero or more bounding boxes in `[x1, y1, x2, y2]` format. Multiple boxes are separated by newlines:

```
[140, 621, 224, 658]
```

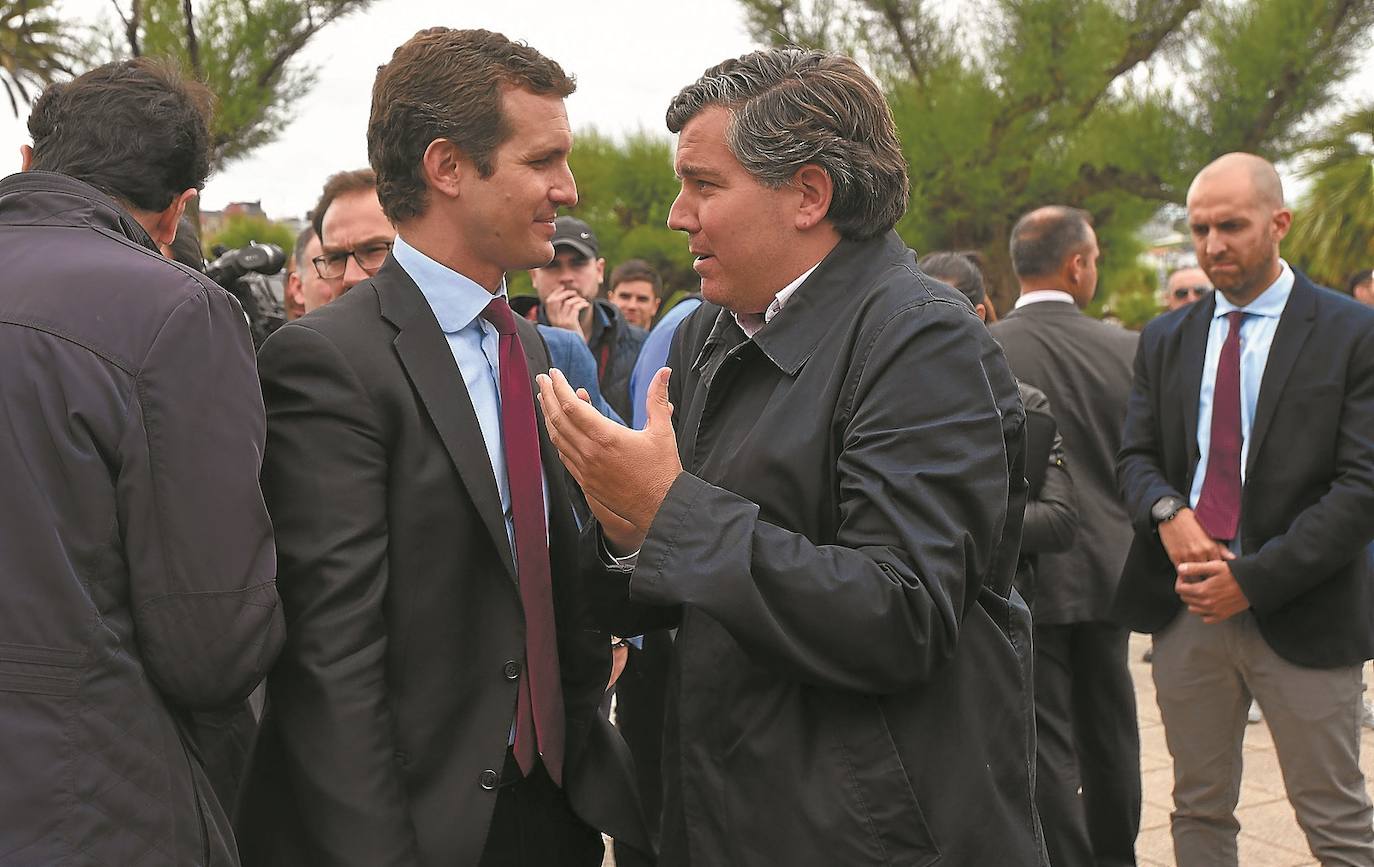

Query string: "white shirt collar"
[734, 262, 822, 338]
[1014, 289, 1076, 309]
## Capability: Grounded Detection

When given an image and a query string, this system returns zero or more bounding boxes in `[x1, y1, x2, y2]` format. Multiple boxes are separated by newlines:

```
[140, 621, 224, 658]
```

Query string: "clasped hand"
[1159, 507, 1249, 624]
[535, 367, 682, 554]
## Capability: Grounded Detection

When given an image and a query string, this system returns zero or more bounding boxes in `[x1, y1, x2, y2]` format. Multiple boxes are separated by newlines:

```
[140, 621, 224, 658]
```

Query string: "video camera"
[204, 241, 287, 349]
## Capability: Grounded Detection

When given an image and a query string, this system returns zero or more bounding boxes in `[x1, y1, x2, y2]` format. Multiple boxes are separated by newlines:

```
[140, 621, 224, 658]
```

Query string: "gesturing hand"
[537, 367, 682, 554]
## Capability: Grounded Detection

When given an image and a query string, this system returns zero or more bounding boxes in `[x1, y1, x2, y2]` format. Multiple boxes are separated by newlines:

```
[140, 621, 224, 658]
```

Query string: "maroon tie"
[1194, 310, 1245, 542]
[481, 297, 565, 785]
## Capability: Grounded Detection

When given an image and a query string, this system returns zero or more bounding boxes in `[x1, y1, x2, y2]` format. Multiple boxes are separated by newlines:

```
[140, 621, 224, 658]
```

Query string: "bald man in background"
[1116, 152, 1374, 866]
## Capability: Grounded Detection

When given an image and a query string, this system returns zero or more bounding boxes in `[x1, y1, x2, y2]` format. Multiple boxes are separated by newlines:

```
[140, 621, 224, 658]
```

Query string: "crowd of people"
[2, 24, 1373, 867]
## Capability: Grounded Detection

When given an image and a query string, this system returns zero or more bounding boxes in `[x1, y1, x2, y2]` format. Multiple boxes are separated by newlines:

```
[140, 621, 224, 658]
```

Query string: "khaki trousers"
[1153, 610, 1374, 867]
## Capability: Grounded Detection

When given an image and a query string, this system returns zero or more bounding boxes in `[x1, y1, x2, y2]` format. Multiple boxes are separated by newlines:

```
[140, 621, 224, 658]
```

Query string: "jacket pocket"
[830, 699, 941, 867]
[0, 642, 82, 696]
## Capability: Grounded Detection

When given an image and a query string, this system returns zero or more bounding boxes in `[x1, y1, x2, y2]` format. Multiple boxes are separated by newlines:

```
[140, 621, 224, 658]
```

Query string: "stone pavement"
[604, 632, 1374, 866]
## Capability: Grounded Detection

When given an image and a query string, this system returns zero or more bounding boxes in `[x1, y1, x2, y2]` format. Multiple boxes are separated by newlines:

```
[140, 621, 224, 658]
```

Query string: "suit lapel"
[376, 259, 517, 579]
[1247, 276, 1316, 475]
[1177, 299, 1213, 459]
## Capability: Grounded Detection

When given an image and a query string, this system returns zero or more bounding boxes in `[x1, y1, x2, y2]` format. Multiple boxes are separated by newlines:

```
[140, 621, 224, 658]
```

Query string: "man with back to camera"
[0, 59, 284, 866]
[1116, 152, 1374, 866]
[1164, 266, 1214, 312]
[235, 28, 649, 867]
[990, 206, 1142, 867]
[538, 47, 1045, 866]
[529, 215, 645, 420]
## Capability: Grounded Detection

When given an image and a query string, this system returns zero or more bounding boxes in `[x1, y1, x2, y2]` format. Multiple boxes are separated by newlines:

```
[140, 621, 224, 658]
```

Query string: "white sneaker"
[1362, 698, 1374, 730]
[1247, 700, 1262, 724]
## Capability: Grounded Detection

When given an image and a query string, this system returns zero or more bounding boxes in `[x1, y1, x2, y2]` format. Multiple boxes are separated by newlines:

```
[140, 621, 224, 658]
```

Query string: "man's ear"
[421, 137, 466, 202]
[792, 164, 833, 231]
[146, 188, 197, 248]
[1271, 207, 1293, 245]
[19, 144, 33, 171]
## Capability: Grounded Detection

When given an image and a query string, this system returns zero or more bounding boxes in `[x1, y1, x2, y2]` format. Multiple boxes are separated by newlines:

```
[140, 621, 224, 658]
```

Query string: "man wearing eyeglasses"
[1164, 266, 1214, 312]
[304, 168, 395, 309]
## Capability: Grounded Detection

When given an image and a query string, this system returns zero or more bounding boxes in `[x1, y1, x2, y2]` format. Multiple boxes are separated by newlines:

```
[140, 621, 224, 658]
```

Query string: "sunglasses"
[1172, 286, 1212, 300]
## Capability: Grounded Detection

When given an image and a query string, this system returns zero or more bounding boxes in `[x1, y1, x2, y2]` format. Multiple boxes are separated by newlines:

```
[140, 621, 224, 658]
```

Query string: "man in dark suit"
[1116, 152, 1374, 866]
[991, 206, 1141, 867]
[236, 28, 647, 867]
[539, 48, 1044, 866]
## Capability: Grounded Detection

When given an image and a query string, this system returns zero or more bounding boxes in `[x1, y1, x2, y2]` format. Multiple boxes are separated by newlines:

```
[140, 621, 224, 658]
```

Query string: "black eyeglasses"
[313, 241, 393, 280]
[1172, 286, 1212, 300]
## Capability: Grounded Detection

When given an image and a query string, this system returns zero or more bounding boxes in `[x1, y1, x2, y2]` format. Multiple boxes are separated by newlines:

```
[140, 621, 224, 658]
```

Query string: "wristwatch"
[1150, 495, 1188, 525]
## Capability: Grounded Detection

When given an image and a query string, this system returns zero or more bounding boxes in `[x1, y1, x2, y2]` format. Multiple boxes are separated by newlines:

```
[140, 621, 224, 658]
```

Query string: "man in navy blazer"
[1115, 152, 1374, 866]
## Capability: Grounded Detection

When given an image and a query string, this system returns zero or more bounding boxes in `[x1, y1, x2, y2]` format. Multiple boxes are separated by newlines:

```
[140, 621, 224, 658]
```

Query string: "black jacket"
[1114, 273, 1374, 667]
[1016, 382, 1078, 607]
[235, 257, 649, 865]
[0, 171, 284, 865]
[598, 232, 1046, 866]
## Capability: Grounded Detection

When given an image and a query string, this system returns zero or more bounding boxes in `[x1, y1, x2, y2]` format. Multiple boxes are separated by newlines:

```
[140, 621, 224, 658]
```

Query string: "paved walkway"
[605, 632, 1374, 866]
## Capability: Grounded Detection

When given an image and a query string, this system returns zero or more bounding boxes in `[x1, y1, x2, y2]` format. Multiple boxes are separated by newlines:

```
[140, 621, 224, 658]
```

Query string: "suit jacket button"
[503, 660, 521, 680]
[480, 769, 500, 790]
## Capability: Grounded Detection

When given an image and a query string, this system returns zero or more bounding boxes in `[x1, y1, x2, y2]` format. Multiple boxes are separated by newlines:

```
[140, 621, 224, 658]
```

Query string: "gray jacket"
[0, 172, 284, 866]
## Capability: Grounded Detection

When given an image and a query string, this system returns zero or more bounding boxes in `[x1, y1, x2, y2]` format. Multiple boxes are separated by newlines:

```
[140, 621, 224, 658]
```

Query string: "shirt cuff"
[598, 530, 639, 572]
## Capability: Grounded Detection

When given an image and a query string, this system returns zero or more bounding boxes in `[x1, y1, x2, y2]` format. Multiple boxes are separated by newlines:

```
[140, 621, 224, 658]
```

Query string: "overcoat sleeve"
[119, 286, 284, 709]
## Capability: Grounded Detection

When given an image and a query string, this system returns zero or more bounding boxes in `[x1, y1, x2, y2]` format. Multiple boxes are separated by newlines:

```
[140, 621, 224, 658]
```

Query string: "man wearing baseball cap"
[529, 215, 645, 421]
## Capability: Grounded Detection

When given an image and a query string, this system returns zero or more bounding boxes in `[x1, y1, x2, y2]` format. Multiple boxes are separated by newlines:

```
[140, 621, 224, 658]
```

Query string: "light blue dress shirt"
[391, 234, 547, 557]
[1188, 261, 1295, 515]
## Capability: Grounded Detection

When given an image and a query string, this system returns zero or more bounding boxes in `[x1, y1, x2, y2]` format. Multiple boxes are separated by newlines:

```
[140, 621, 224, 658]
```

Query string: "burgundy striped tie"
[1194, 310, 1245, 542]
[481, 297, 565, 785]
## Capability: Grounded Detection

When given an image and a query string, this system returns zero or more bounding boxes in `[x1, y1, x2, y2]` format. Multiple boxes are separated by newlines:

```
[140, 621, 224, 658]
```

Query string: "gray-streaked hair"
[666, 48, 910, 241]
[1009, 206, 1094, 280]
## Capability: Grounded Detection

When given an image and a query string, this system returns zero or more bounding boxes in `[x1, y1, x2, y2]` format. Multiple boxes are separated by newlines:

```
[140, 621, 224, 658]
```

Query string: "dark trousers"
[478, 751, 604, 867]
[1034, 621, 1141, 867]
[613, 630, 672, 867]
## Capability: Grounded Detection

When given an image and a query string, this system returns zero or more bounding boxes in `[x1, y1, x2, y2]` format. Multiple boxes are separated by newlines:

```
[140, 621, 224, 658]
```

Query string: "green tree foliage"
[737, 0, 1374, 316]
[204, 213, 296, 258]
[0, 0, 76, 115]
[1284, 104, 1374, 288]
[107, 0, 372, 168]
[567, 128, 698, 303]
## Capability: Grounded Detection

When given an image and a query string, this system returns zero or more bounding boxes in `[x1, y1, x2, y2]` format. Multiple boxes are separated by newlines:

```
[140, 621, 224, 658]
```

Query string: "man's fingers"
[645, 367, 673, 432]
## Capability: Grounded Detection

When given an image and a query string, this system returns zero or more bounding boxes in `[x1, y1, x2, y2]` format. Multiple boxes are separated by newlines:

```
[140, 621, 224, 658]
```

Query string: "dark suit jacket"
[1114, 273, 1374, 668]
[991, 301, 1138, 624]
[236, 257, 648, 865]
[596, 232, 1046, 866]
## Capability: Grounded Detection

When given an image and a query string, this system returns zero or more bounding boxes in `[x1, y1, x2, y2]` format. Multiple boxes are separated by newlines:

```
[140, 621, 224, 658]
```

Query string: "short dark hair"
[666, 48, 909, 241]
[1009, 206, 1094, 280]
[368, 28, 575, 224]
[292, 226, 317, 272]
[27, 58, 212, 212]
[920, 251, 986, 305]
[310, 168, 377, 240]
[1344, 269, 1372, 295]
[610, 259, 663, 297]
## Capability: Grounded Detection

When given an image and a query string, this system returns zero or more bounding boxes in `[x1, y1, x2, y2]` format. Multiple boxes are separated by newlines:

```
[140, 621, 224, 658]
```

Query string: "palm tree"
[0, 0, 75, 116]
[1286, 105, 1374, 287]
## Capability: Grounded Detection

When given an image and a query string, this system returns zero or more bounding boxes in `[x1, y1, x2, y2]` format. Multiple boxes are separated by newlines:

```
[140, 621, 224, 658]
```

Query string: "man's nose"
[342, 255, 369, 290]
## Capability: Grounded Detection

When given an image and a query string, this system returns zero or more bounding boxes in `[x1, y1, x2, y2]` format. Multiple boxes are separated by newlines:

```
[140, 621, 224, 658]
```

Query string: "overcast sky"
[3, 1, 1368, 219]
[0, 0, 759, 218]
